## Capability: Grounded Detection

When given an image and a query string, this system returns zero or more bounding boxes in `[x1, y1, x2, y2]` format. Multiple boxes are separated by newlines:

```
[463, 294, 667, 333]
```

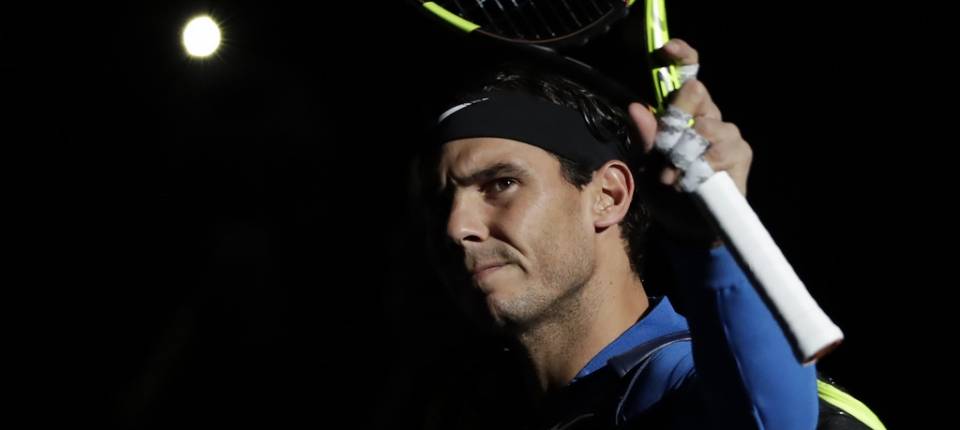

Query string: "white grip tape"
[669, 128, 710, 171]
[693, 172, 844, 363]
[655, 106, 714, 191]
[677, 64, 700, 84]
[679, 158, 714, 192]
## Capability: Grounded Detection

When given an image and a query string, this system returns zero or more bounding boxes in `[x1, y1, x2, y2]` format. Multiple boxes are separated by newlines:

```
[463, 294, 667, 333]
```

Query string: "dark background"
[7, 1, 936, 428]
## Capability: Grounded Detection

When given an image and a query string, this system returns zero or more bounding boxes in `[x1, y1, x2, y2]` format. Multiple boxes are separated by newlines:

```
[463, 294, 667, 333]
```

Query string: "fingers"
[669, 79, 722, 122]
[695, 117, 752, 173]
[662, 39, 698, 65]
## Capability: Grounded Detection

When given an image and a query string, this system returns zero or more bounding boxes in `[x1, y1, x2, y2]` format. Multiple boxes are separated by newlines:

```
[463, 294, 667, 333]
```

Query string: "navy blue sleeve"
[666, 244, 819, 430]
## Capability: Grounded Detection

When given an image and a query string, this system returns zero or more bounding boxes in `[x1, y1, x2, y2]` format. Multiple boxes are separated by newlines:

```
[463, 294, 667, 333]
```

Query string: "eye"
[484, 178, 518, 194]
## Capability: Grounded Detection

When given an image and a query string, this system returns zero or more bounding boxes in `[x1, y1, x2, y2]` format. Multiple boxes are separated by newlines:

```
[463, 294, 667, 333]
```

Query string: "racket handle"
[694, 172, 843, 364]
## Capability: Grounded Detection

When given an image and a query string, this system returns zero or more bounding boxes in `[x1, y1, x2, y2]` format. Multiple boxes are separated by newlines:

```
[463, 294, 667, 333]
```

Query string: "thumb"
[628, 102, 658, 153]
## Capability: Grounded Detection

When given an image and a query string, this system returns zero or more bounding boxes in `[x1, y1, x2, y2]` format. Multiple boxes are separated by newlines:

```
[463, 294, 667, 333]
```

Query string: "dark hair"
[443, 64, 652, 276]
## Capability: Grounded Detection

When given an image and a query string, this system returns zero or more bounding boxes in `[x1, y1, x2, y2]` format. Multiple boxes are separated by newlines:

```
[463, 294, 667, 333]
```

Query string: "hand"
[628, 39, 754, 245]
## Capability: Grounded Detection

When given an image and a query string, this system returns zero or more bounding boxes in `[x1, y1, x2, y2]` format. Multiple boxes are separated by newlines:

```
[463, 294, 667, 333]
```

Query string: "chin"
[481, 292, 521, 326]
[487, 295, 544, 329]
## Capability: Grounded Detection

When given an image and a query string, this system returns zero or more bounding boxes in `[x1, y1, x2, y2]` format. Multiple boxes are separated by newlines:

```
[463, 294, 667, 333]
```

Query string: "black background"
[7, 1, 937, 428]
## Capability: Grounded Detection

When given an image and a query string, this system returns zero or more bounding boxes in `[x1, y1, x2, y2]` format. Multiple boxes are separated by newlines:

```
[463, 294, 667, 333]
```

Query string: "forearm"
[668, 243, 818, 430]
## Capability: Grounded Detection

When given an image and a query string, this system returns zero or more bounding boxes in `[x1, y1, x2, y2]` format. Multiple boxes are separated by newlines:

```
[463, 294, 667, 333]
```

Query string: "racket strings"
[435, 0, 621, 42]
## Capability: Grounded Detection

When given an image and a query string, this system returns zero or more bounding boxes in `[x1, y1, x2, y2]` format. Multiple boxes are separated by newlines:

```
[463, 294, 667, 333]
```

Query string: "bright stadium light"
[182, 16, 222, 58]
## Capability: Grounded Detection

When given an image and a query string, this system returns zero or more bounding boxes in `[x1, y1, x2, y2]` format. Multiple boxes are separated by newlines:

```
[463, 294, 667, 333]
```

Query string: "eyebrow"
[445, 162, 529, 190]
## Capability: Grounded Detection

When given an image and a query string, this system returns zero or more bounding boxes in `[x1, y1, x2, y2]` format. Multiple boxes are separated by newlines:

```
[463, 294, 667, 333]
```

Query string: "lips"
[472, 263, 508, 281]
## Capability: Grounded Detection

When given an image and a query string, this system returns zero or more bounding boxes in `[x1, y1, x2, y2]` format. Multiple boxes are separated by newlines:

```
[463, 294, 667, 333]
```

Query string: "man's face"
[431, 137, 597, 329]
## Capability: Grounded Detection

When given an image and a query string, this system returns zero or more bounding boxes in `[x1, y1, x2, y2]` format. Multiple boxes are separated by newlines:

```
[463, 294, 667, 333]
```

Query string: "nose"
[446, 193, 488, 246]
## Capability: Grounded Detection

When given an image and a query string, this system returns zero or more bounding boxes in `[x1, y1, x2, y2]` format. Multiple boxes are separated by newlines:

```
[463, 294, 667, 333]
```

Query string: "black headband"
[434, 93, 625, 171]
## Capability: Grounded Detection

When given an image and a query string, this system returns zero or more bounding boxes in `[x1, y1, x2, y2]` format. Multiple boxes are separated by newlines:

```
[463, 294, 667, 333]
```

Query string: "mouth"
[472, 263, 508, 282]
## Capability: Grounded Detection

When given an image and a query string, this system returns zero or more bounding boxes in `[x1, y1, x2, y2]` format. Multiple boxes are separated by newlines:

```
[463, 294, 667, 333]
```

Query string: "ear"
[591, 160, 634, 230]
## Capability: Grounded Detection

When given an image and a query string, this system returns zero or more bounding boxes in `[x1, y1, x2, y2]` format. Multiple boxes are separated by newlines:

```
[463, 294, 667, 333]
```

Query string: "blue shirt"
[561, 245, 818, 429]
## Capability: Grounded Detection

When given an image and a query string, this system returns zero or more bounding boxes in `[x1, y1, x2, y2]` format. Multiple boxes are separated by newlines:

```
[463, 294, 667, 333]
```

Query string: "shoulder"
[617, 340, 696, 423]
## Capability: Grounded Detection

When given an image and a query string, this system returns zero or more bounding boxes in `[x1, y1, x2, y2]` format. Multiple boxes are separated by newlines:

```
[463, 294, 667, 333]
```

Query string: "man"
[417, 39, 818, 429]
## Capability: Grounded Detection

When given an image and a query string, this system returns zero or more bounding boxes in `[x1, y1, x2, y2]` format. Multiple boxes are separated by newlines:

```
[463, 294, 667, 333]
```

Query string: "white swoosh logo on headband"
[437, 97, 489, 124]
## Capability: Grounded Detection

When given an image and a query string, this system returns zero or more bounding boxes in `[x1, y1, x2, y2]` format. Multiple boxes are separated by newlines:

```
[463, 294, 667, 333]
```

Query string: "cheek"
[513, 192, 591, 264]
[501, 196, 551, 249]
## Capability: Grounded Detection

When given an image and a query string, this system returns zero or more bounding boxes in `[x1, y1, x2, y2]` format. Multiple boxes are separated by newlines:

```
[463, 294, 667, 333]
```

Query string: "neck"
[516, 239, 649, 393]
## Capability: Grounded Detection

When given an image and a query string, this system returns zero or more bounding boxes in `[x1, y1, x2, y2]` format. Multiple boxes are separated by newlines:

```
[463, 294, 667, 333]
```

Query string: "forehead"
[438, 137, 558, 181]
